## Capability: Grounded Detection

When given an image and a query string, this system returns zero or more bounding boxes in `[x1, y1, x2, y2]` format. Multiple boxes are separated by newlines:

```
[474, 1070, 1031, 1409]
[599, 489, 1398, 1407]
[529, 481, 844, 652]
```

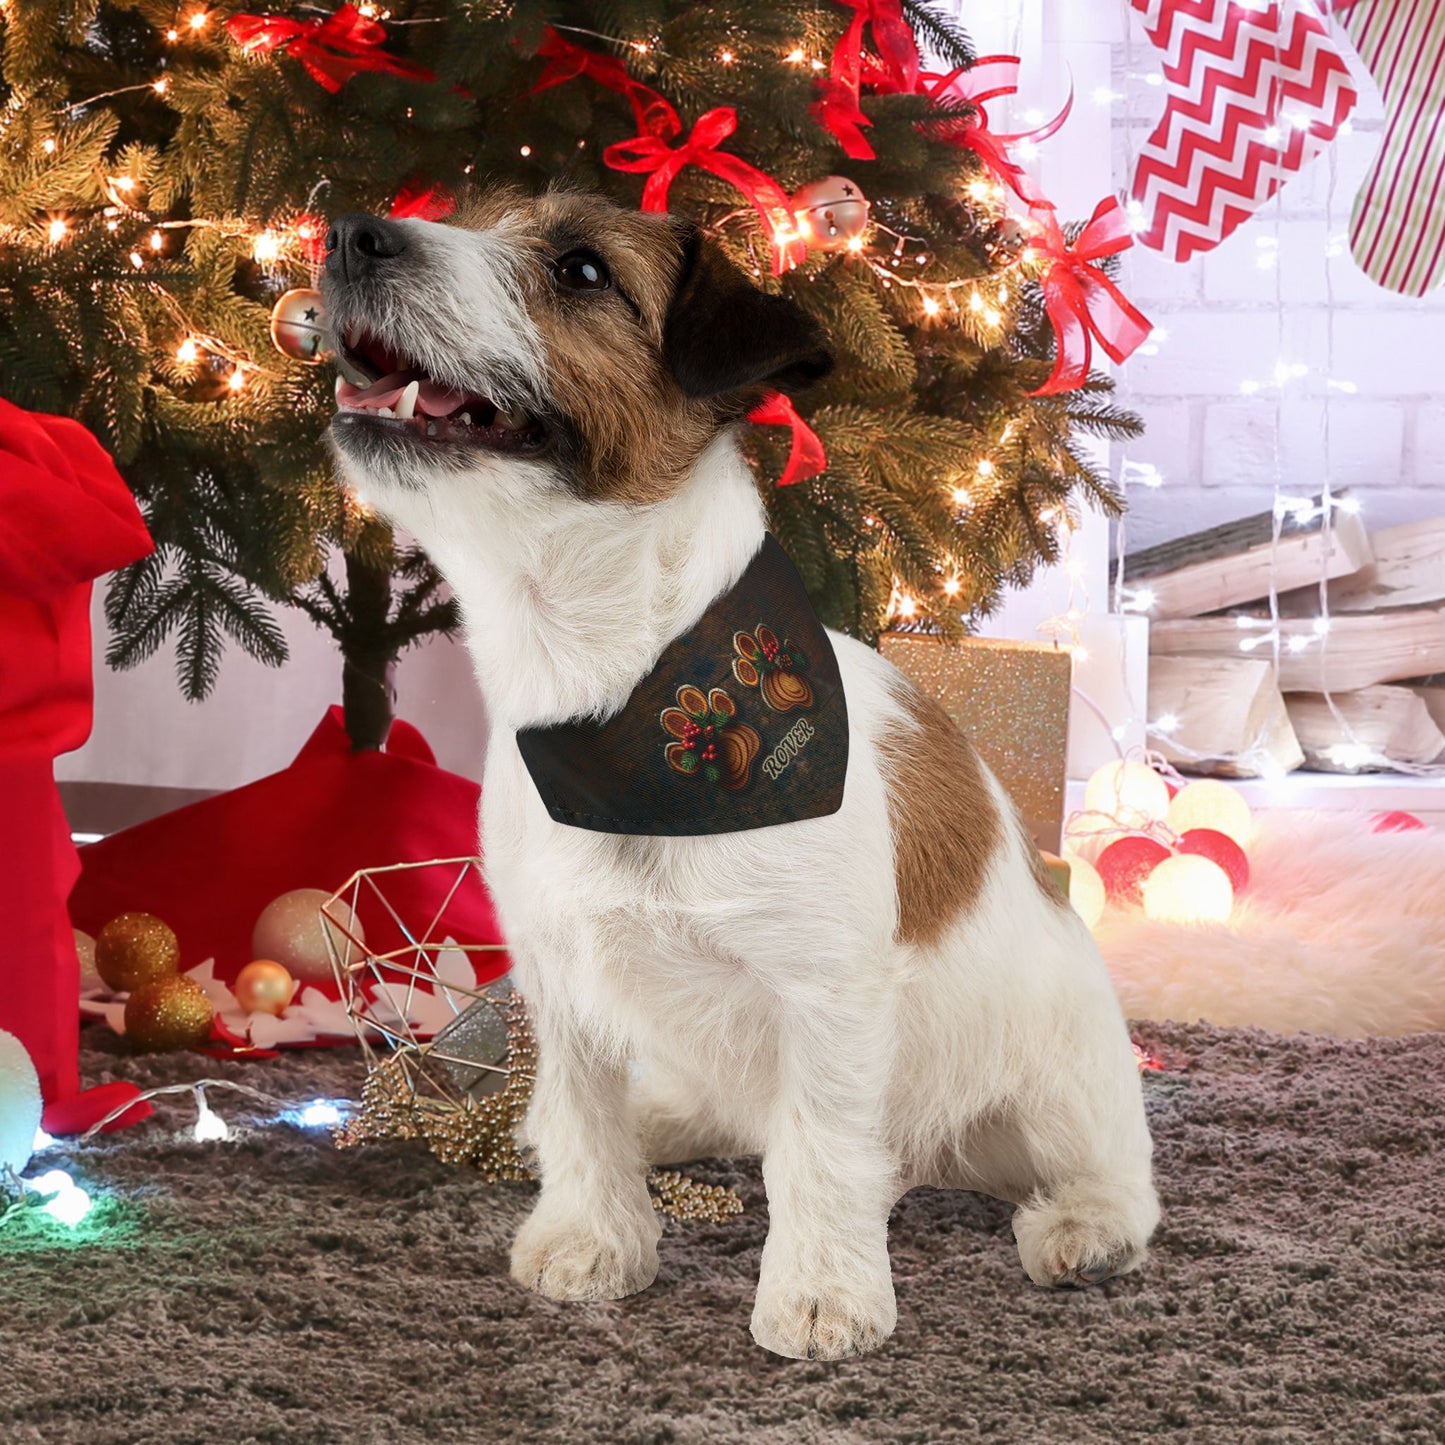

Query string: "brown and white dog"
[321, 187, 1157, 1361]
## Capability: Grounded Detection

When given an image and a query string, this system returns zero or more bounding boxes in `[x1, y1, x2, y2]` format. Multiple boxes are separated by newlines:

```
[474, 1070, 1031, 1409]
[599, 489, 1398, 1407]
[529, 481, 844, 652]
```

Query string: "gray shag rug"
[2, 1022, 1443, 1445]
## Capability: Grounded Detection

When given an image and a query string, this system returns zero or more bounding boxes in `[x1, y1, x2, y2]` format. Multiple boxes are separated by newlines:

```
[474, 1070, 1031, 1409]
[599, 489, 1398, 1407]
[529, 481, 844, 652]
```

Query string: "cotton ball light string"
[1067, 856, 1107, 929]
[1083, 760, 1172, 831]
[1142, 853, 1235, 924]
[1166, 779, 1254, 849]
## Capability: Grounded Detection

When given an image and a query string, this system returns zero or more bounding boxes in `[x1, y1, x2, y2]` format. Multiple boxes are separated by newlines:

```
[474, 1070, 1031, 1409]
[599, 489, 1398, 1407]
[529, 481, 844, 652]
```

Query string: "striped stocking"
[1336, 0, 1445, 296]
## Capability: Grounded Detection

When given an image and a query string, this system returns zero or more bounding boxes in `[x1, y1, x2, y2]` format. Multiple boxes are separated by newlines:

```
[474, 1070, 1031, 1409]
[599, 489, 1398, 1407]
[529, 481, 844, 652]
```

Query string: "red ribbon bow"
[811, 0, 921, 160]
[529, 27, 680, 140]
[1028, 198, 1153, 396]
[748, 393, 828, 487]
[917, 58, 1070, 210]
[226, 4, 435, 94]
[604, 108, 806, 275]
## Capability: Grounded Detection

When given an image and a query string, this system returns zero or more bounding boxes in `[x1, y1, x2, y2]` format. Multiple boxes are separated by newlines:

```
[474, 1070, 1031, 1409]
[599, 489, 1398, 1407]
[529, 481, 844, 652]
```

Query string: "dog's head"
[322, 187, 832, 519]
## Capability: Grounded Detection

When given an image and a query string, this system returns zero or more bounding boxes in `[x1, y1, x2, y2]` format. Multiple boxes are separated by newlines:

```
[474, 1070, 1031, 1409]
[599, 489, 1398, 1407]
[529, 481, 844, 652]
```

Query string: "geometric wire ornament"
[323, 858, 743, 1222]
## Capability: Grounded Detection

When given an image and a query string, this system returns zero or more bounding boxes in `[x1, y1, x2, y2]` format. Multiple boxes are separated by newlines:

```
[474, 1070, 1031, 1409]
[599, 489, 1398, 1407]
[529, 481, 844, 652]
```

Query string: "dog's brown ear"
[662, 224, 833, 400]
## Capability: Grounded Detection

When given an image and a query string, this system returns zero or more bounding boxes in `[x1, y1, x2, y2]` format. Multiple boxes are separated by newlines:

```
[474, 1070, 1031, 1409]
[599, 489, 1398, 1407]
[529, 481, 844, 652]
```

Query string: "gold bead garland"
[335, 992, 743, 1222]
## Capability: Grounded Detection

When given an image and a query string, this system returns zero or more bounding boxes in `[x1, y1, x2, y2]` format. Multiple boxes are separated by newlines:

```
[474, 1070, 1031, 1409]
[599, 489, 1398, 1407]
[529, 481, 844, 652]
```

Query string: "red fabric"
[810, 0, 921, 159]
[69, 708, 509, 996]
[390, 181, 457, 221]
[528, 26, 680, 141]
[0, 399, 153, 1133]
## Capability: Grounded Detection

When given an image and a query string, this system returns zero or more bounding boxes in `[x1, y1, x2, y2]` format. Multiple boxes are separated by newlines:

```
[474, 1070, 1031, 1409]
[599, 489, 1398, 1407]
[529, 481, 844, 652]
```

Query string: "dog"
[321, 187, 1158, 1361]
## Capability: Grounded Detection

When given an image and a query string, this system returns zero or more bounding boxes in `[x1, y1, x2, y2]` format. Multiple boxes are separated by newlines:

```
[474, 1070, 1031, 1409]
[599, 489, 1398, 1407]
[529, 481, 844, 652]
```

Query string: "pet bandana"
[515, 534, 848, 835]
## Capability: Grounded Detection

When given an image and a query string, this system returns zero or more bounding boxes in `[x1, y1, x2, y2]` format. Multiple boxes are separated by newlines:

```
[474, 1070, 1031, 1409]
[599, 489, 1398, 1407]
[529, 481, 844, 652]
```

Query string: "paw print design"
[661, 686, 762, 791]
[732, 625, 813, 712]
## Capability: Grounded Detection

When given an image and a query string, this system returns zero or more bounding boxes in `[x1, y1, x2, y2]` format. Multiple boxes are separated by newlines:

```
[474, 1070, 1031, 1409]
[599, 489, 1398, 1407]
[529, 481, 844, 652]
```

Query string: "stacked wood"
[1277, 518, 1445, 614]
[1128, 503, 1445, 775]
[1150, 608, 1445, 694]
[1147, 655, 1303, 778]
[1284, 688, 1445, 772]
[1125, 494, 1373, 620]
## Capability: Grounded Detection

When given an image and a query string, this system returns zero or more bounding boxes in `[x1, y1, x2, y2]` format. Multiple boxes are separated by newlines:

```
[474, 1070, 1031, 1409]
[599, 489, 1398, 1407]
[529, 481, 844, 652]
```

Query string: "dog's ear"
[662, 224, 833, 400]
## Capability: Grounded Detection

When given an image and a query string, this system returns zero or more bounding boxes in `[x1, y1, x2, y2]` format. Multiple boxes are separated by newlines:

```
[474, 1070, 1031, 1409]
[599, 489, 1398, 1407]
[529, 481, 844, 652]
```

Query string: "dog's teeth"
[378, 406, 394, 418]
[334, 376, 345, 400]
[396, 380, 419, 420]
[426, 420, 437, 436]
[459, 412, 471, 426]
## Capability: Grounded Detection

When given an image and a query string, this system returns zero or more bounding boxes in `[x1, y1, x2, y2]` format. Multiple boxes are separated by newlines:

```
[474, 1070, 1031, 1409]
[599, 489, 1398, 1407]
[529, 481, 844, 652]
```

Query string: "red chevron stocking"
[1334, 0, 1445, 296]
[1129, 0, 1358, 262]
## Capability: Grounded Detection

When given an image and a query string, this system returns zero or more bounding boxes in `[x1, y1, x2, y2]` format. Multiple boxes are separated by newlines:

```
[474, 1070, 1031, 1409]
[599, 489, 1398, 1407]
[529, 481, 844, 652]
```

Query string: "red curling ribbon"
[603, 107, 806, 275]
[390, 181, 456, 221]
[810, 0, 920, 159]
[225, 4, 435, 93]
[528, 26, 680, 140]
[749, 393, 828, 486]
[1028, 197, 1153, 396]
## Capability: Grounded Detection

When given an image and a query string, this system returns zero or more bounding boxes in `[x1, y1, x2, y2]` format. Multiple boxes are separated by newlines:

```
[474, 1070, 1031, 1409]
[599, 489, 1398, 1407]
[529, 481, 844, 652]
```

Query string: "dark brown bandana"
[515, 535, 848, 835]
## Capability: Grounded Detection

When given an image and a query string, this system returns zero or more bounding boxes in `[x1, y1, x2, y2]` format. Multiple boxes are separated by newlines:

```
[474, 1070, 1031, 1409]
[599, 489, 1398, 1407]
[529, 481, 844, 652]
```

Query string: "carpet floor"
[2, 1022, 1442, 1445]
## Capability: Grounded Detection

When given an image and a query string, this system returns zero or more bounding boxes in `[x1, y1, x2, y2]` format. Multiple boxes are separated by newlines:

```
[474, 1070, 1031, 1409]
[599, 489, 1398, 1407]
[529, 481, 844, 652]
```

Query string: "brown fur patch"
[878, 680, 1005, 947]
[451, 188, 722, 505]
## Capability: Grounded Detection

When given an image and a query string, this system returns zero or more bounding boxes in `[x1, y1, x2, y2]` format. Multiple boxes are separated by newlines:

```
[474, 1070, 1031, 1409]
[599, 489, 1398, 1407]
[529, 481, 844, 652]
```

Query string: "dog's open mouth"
[333, 326, 546, 453]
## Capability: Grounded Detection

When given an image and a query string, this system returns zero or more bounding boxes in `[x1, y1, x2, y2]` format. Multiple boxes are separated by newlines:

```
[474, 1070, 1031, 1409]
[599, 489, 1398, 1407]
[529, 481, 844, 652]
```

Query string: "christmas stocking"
[1129, 0, 1358, 261]
[1334, 0, 1445, 296]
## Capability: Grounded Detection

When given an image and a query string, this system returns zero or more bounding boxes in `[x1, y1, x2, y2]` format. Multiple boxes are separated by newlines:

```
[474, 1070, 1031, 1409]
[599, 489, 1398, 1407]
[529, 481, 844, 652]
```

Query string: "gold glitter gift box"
[879, 633, 1073, 852]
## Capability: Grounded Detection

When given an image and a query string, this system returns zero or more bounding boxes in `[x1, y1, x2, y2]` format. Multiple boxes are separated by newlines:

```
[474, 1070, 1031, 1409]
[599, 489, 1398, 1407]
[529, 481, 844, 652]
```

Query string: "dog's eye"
[552, 250, 610, 292]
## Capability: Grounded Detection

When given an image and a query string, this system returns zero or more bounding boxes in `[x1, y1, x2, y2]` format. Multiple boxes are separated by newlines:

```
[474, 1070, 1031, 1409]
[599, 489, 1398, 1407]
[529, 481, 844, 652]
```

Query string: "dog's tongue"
[337, 372, 470, 416]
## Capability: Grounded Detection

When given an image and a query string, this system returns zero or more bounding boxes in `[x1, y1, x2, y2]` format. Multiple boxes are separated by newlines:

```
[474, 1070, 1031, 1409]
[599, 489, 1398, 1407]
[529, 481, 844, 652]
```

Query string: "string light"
[951, 485, 972, 506]
[942, 577, 962, 597]
[719, 49, 735, 65]
[519, 145, 532, 157]
[128, 250, 144, 268]
[785, 47, 806, 63]
[152, 77, 169, 95]
[149, 229, 164, 251]
[176, 338, 199, 362]
[193, 1087, 230, 1141]
[42, 137, 56, 153]
[252, 230, 280, 263]
[46, 218, 68, 244]
[227, 368, 247, 393]
[29, 1169, 93, 1227]
[976, 458, 996, 477]
[188, 10, 208, 29]
[921, 294, 941, 317]
[166, 27, 179, 41]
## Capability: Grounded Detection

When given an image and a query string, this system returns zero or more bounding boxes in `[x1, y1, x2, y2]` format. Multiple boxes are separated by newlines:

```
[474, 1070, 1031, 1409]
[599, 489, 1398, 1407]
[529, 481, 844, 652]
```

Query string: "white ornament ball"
[75, 928, 104, 995]
[1067, 856, 1107, 931]
[1083, 760, 1171, 832]
[251, 889, 364, 986]
[1167, 779, 1254, 849]
[1142, 853, 1235, 925]
[0, 1028, 43, 1176]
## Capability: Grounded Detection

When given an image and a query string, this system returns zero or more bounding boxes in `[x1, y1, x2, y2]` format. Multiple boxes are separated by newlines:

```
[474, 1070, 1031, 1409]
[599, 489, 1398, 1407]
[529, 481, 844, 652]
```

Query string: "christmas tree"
[0, 0, 1143, 748]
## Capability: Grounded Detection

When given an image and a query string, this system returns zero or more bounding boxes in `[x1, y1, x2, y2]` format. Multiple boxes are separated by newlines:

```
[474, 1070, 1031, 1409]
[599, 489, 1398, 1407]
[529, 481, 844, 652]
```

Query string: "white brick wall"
[1111, 17, 1445, 549]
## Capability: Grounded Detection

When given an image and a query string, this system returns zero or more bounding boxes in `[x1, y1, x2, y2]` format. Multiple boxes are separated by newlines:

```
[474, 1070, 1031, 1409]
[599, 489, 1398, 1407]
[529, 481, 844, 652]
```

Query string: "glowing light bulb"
[1166, 779, 1253, 849]
[976, 458, 995, 477]
[922, 295, 941, 317]
[632, 40, 649, 54]
[810, 58, 825, 71]
[152, 77, 169, 95]
[149, 230, 164, 250]
[252, 230, 280, 263]
[176, 338, 199, 363]
[519, 145, 531, 157]
[298, 1101, 342, 1127]
[166, 27, 179, 40]
[32, 1127, 53, 1152]
[194, 1094, 230, 1141]
[969, 290, 984, 313]
[227, 368, 247, 393]
[895, 594, 917, 619]
[1151, 713, 1181, 737]
[951, 486, 971, 506]
[983, 307, 1002, 326]
[189, 10, 208, 28]
[844, 234, 865, 253]
[719, 49, 735, 64]
[786, 47, 805, 63]
[43, 137, 56, 154]
[1071, 645, 1090, 664]
[129, 250, 144, 268]
[47, 218, 68, 244]
[113, 175, 134, 191]
[942, 577, 961, 597]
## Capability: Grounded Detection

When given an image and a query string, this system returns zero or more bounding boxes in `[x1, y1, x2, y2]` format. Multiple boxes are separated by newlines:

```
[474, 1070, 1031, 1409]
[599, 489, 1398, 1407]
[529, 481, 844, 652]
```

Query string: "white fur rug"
[1097, 811, 1445, 1038]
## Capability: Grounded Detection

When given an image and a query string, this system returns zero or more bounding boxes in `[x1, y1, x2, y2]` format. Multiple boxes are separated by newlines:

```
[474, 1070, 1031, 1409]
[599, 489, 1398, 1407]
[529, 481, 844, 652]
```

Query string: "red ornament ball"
[1177, 828, 1250, 893]
[1096, 836, 1172, 904]
[1371, 810, 1427, 834]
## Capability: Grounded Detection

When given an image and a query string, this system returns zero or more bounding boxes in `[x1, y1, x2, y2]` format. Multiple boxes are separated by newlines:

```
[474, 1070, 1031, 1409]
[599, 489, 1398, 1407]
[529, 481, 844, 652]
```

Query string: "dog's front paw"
[750, 1269, 897, 1361]
[510, 1201, 660, 1302]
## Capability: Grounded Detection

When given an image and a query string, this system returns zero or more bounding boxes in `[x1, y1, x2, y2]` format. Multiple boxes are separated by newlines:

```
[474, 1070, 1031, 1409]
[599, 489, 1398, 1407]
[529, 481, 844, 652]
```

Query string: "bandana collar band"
[516, 535, 849, 836]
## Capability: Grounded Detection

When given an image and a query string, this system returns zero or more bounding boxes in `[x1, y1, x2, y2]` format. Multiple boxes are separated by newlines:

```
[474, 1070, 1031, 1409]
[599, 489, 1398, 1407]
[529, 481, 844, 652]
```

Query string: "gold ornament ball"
[124, 976, 214, 1053]
[791, 175, 870, 251]
[252, 889, 363, 985]
[94, 912, 181, 993]
[234, 959, 296, 1017]
[269, 287, 333, 363]
[74, 927, 105, 995]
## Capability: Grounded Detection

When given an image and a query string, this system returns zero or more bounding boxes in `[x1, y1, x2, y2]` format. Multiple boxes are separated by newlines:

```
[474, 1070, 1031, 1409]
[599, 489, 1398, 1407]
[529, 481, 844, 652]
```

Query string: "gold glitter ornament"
[878, 634, 1073, 851]
[94, 912, 181, 993]
[124, 975, 214, 1052]
[254, 889, 363, 985]
[234, 959, 296, 1016]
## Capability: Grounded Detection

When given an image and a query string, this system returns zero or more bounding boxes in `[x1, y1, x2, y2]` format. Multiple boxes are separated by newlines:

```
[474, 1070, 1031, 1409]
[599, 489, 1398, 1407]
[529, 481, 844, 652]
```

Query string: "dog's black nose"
[325, 213, 408, 280]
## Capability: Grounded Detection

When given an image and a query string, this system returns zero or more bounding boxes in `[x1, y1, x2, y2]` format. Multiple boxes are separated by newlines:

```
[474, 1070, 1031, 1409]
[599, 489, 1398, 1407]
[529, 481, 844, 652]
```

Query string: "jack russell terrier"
[321, 187, 1158, 1361]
